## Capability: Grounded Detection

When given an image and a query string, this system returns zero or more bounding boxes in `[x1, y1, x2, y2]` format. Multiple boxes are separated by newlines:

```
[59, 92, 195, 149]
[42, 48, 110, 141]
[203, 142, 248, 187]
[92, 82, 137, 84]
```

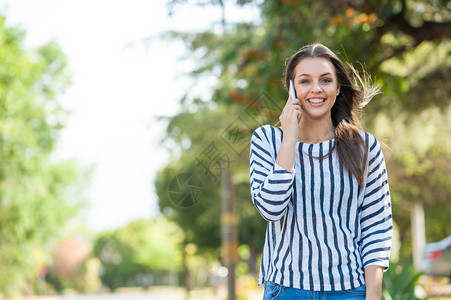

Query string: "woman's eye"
[321, 78, 332, 83]
[300, 80, 309, 84]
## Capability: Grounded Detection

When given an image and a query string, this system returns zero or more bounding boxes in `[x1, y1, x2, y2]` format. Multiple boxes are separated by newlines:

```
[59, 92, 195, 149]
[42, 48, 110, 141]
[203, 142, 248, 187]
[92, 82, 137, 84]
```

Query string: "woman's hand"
[275, 94, 301, 172]
[279, 94, 302, 144]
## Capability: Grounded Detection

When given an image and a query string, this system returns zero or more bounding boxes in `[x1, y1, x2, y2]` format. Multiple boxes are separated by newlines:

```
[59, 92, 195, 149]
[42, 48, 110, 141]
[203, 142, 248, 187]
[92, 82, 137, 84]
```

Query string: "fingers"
[281, 103, 301, 117]
[287, 94, 301, 104]
[296, 109, 302, 122]
[288, 96, 308, 114]
[280, 103, 302, 123]
[280, 96, 302, 125]
[281, 98, 298, 117]
[284, 98, 301, 113]
[290, 106, 302, 120]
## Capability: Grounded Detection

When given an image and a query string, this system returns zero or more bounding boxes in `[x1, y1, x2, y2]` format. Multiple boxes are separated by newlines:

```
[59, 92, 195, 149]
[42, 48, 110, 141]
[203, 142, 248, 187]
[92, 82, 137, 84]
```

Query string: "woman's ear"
[336, 85, 341, 96]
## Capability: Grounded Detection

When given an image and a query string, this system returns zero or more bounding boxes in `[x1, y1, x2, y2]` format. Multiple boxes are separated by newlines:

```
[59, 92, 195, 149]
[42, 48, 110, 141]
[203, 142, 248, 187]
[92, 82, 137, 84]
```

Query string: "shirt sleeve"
[249, 125, 295, 222]
[359, 134, 393, 271]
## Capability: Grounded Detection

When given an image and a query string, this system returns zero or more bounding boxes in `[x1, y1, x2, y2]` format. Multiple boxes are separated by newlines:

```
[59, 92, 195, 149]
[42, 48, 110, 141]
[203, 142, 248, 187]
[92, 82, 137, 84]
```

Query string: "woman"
[249, 44, 392, 300]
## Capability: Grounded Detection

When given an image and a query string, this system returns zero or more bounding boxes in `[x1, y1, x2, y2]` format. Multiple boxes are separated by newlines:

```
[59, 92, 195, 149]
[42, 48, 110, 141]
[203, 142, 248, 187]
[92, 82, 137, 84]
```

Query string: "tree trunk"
[411, 201, 426, 270]
[248, 244, 259, 279]
[221, 168, 237, 300]
[183, 242, 192, 298]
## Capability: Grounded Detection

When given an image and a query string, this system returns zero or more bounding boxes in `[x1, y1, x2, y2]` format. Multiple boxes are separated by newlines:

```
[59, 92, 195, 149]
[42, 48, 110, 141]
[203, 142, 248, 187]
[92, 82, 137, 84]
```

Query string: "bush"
[382, 262, 425, 300]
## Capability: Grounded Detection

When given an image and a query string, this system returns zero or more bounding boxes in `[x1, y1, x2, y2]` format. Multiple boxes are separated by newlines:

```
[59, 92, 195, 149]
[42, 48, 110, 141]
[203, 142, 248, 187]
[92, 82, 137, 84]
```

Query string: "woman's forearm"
[364, 265, 384, 300]
[275, 139, 297, 172]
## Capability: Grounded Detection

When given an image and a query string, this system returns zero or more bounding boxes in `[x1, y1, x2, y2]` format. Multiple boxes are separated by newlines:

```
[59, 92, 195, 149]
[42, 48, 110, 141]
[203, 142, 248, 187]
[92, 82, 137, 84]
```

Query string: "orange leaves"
[229, 90, 252, 104]
[275, 40, 287, 51]
[237, 48, 270, 77]
[268, 77, 283, 88]
[346, 8, 356, 18]
[330, 15, 345, 25]
[368, 13, 378, 23]
[239, 48, 270, 62]
[330, 9, 378, 27]
[355, 12, 378, 24]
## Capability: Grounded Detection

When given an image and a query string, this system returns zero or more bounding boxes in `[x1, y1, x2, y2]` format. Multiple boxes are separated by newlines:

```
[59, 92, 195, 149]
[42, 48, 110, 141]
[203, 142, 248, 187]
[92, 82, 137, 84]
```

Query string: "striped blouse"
[249, 124, 392, 291]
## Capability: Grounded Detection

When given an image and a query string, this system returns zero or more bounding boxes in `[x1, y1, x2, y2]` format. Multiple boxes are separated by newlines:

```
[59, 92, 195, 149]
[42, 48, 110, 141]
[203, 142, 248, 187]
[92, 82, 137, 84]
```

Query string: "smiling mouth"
[307, 98, 326, 104]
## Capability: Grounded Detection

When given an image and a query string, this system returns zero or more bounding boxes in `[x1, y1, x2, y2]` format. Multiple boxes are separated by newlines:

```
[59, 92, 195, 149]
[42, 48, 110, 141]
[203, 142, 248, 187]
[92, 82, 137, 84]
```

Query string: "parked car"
[421, 235, 451, 278]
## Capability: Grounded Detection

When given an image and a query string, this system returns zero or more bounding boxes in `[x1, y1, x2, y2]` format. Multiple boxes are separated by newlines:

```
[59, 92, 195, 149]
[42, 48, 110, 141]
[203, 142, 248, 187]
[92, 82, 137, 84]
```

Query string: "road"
[11, 287, 263, 300]
[12, 290, 207, 300]
[57, 291, 185, 300]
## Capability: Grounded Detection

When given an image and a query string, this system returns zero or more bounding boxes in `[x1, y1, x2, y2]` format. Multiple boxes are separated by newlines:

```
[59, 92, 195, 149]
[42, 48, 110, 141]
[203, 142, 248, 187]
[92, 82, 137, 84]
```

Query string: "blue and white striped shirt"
[249, 125, 392, 291]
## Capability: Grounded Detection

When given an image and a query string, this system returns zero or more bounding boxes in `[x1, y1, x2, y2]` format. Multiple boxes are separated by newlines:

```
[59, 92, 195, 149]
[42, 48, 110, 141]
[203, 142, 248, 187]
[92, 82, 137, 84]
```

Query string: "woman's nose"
[312, 83, 322, 92]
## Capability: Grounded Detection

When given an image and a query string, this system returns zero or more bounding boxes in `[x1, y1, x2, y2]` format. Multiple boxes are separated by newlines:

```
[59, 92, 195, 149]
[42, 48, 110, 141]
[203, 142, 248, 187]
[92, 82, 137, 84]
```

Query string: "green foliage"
[373, 105, 451, 260]
[382, 262, 425, 300]
[93, 217, 183, 290]
[0, 16, 83, 297]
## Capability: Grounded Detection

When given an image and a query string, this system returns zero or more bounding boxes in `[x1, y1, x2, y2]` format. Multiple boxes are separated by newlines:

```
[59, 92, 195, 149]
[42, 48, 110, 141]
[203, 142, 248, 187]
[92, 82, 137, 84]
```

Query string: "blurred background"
[0, 0, 450, 299]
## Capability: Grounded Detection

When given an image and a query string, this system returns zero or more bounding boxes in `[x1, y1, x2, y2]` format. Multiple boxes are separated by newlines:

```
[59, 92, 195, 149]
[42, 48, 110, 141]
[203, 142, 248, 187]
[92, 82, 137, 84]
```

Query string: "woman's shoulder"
[252, 124, 282, 142]
[358, 130, 384, 154]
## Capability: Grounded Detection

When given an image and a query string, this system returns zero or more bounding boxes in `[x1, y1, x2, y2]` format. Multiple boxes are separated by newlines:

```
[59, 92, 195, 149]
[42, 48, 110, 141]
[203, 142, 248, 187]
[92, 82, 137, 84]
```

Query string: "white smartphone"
[289, 79, 297, 99]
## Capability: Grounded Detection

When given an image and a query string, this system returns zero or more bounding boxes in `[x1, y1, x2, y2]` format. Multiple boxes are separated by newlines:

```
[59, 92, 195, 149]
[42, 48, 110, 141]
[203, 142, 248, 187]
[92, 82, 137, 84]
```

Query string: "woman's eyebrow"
[297, 72, 333, 78]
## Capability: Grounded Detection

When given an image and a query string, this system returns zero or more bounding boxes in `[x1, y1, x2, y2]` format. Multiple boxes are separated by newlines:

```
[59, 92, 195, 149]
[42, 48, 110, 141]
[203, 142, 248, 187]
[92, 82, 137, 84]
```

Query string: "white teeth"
[308, 98, 325, 103]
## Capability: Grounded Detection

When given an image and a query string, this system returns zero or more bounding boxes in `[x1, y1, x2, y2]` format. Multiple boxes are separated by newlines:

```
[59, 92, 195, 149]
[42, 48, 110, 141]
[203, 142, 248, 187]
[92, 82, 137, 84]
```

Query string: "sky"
[1, 0, 258, 231]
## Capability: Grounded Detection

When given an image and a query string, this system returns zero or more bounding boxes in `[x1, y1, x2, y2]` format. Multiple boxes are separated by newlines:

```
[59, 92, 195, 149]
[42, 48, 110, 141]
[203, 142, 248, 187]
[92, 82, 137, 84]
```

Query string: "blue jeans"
[263, 281, 366, 299]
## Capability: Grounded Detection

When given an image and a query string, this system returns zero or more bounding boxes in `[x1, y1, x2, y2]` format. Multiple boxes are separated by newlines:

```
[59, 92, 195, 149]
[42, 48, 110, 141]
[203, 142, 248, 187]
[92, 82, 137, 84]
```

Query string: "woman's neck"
[297, 117, 335, 143]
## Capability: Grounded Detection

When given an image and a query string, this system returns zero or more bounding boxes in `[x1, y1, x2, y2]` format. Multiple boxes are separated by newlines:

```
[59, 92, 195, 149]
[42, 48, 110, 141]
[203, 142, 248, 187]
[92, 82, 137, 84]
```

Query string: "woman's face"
[293, 57, 340, 122]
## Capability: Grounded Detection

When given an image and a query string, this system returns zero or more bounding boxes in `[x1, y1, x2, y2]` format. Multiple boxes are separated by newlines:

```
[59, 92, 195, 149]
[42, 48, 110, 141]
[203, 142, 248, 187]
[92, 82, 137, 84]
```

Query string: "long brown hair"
[284, 44, 380, 188]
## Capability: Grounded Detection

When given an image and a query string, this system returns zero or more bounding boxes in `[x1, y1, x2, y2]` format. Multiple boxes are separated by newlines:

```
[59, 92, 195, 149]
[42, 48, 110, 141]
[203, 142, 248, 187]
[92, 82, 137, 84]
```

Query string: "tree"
[0, 16, 84, 297]
[93, 217, 183, 290]
[47, 234, 96, 292]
